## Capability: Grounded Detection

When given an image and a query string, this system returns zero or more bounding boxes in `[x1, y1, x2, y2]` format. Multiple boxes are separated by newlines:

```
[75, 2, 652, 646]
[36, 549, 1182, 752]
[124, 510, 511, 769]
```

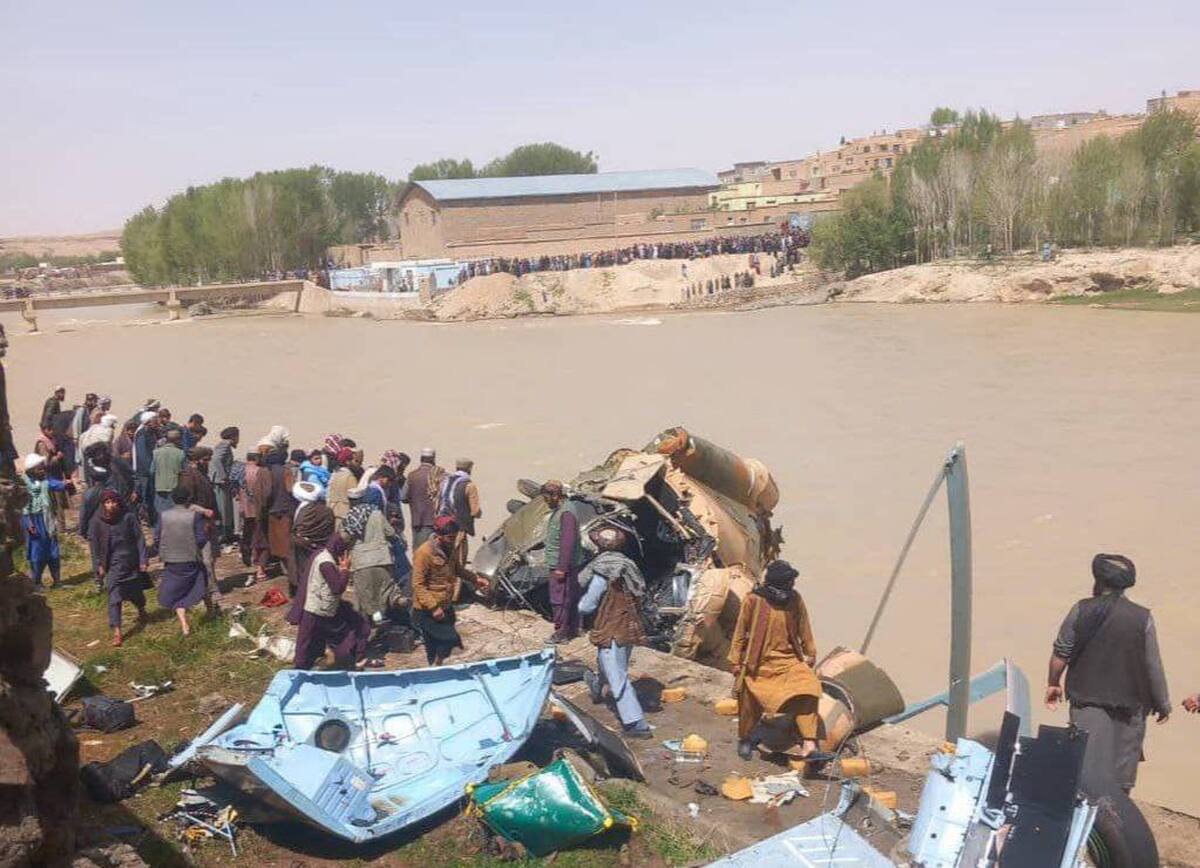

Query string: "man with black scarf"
[729, 559, 825, 762]
[1046, 553, 1170, 794]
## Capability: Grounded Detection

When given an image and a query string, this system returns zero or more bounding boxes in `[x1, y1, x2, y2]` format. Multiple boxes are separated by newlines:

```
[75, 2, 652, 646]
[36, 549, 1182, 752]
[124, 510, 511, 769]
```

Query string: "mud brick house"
[396, 169, 721, 259]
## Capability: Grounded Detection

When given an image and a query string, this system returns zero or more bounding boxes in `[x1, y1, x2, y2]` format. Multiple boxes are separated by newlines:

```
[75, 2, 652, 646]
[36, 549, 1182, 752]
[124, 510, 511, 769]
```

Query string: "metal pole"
[944, 442, 973, 742]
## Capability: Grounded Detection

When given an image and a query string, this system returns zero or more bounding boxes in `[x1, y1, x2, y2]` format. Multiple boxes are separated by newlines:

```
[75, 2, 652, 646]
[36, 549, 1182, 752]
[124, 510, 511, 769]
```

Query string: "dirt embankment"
[430, 254, 812, 320]
[423, 246, 1200, 321]
[831, 245, 1200, 304]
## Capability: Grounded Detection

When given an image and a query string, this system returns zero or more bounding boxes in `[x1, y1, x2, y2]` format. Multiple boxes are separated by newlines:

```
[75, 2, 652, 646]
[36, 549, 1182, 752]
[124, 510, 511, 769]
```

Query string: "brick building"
[1146, 89, 1200, 116]
[720, 127, 934, 201]
[719, 86, 1198, 210]
[396, 169, 724, 259]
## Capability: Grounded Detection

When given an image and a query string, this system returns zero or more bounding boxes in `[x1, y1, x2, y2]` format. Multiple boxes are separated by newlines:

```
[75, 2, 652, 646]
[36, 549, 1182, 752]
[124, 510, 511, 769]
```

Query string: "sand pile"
[834, 245, 1200, 303]
[431, 253, 794, 320]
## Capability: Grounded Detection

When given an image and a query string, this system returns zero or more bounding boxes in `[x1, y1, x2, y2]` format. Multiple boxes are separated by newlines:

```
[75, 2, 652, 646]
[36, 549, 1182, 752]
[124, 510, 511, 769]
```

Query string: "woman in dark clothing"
[88, 489, 149, 647]
[154, 485, 210, 636]
[293, 533, 370, 670]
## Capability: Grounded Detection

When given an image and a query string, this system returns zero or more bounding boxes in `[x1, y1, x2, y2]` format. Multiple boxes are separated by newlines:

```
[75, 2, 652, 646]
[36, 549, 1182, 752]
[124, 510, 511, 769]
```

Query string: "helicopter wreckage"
[473, 426, 781, 665]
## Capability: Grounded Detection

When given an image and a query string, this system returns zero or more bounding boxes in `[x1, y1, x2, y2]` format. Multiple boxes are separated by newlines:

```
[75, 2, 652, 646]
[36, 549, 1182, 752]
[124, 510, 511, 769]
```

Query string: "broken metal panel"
[999, 724, 1090, 867]
[706, 812, 894, 867]
[548, 690, 645, 782]
[197, 650, 555, 843]
[985, 711, 1021, 812]
[600, 453, 667, 501]
[907, 738, 996, 866]
[165, 703, 244, 780]
[905, 719, 1098, 868]
[44, 648, 83, 703]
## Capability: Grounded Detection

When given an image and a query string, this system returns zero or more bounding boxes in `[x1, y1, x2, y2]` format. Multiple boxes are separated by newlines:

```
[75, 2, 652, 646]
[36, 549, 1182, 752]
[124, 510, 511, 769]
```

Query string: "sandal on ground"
[795, 750, 837, 764]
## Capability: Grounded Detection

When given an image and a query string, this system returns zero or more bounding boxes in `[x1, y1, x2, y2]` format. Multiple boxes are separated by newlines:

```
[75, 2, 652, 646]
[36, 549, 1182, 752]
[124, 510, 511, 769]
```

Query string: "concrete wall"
[399, 190, 445, 259]
[399, 186, 717, 259]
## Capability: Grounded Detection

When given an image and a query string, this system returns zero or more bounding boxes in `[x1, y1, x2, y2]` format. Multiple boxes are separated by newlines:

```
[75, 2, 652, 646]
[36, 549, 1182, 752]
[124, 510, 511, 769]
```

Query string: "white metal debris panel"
[707, 813, 894, 867]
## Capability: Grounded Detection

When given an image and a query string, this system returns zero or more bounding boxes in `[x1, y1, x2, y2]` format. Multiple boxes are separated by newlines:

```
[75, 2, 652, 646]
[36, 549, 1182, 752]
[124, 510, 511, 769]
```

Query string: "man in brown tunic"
[404, 448, 444, 551]
[410, 515, 487, 665]
[578, 526, 652, 738]
[729, 559, 823, 761]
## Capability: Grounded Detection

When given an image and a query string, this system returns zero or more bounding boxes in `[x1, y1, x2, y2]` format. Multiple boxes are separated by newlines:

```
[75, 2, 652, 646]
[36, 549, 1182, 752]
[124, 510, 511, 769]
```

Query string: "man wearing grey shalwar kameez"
[1046, 553, 1170, 795]
[577, 526, 653, 739]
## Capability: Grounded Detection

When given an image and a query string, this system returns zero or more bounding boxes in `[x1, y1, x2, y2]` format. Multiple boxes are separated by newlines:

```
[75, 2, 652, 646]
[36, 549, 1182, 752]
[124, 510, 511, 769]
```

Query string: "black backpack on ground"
[80, 740, 168, 803]
[82, 695, 136, 732]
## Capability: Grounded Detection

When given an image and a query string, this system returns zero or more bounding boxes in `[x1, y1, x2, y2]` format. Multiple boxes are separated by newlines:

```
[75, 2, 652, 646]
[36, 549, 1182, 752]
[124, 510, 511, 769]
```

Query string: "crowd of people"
[452, 227, 809, 285]
[18, 386, 1200, 771]
[21, 388, 490, 672]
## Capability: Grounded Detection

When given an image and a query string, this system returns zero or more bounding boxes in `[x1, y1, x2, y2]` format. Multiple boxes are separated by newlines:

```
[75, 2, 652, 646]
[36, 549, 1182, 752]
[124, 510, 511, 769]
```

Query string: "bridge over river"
[0, 280, 310, 330]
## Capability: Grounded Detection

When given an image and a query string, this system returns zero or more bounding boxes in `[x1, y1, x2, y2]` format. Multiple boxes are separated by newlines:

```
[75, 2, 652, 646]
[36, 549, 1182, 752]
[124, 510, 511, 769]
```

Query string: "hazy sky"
[2, 0, 1196, 235]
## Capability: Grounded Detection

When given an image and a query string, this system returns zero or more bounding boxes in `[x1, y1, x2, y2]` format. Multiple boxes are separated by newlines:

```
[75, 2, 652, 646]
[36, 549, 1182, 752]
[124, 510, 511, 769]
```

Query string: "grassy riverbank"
[42, 529, 721, 867]
[1050, 286, 1200, 312]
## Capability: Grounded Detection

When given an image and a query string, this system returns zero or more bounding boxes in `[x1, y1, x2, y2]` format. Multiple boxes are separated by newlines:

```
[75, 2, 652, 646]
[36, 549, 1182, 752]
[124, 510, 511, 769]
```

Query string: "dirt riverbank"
[830, 244, 1200, 304]
[429, 253, 818, 320]
[418, 245, 1200, 321]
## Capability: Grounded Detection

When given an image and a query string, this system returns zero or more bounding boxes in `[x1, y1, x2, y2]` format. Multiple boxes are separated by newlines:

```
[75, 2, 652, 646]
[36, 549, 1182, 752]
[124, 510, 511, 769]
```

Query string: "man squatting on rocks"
[1046, 553, 1170, 794]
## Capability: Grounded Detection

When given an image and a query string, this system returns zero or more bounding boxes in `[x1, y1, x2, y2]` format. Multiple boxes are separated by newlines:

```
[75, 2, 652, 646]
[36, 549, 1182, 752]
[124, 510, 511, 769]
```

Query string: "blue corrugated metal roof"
[413, 168, 718, 202]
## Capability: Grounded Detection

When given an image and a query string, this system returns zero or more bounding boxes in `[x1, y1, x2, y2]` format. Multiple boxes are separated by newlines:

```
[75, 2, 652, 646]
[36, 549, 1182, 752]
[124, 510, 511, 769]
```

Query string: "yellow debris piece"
[681, 733, 708, 754]
[838, 757, 872, 778]
[863, 786, 898, 810]
[713, 698, 739, 716]
[660, 687, 688, 703]
[721, 775, 753, 801]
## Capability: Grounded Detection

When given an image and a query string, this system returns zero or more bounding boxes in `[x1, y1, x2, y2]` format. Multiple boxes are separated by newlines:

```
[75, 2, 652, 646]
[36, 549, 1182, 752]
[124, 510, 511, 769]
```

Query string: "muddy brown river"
[5, 303, 1199, 813]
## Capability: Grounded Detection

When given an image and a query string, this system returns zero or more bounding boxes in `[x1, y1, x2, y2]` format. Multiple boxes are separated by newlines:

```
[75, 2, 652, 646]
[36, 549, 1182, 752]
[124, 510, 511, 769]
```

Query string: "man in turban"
[404, 448, 444, 551]
[729, 560, 825, 761]
[542, 480, 584, 643]
[1046, 553, 1171, 794]
[578, 525, 653, 738]
[21, 453, 68, 588]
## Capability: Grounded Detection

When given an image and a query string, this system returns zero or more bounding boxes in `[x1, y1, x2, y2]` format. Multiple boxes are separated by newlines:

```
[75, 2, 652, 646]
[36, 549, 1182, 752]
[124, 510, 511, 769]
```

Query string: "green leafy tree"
[119, 166, 387, 285]
[1065, 136, 1121, 245]
[930, 107, 960, 127]
[811, 176, 911, 277]
[480, 142, 598, 177]
[1176, 141, 1200, 235]
[120, 206, 168, 284]
[1132, 109, 1197, 241]
[328, 170, 394, 243]
[408, 158, 476, 181]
